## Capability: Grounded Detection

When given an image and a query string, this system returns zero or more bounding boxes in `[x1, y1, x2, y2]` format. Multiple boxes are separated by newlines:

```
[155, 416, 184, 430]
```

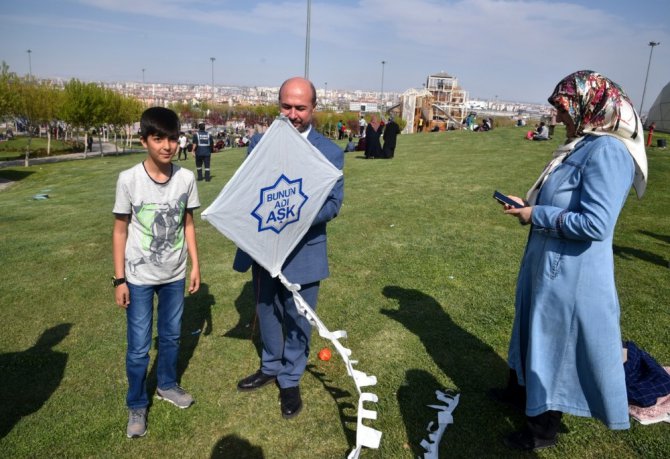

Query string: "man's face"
[279, 79, 315, 133]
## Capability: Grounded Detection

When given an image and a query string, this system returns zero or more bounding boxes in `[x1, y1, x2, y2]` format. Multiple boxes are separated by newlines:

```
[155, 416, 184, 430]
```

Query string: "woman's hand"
[503, 195, 533, 225]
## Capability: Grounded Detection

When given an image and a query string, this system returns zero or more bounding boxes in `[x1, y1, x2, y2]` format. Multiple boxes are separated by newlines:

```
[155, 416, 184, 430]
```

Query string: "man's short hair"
[278, 79, 317, 106]
[140, 107, 180, 140]
[198, 123, 206, 131]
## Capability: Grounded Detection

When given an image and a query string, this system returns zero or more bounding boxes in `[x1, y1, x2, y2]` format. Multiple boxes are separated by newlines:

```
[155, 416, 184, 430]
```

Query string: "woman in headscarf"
[495, 70, 648, 451]
[364, 115, 383, 159]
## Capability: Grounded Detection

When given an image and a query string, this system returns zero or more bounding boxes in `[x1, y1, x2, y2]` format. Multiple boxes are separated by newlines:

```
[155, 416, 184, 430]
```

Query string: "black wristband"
[112, 277, 126, 287]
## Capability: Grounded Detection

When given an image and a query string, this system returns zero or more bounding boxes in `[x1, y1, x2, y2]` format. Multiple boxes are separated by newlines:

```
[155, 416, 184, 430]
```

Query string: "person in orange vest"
[646, 122, 656, 147]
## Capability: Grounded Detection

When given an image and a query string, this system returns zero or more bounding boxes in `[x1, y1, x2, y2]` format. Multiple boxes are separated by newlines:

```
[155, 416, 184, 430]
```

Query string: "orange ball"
[318, 347, 332, 361]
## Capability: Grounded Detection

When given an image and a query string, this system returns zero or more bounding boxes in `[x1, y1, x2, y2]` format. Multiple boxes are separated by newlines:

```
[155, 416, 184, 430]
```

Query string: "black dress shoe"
[503, 429, 557, 451]
[279, 386, 302, 419]
[237, 370, 276, 392]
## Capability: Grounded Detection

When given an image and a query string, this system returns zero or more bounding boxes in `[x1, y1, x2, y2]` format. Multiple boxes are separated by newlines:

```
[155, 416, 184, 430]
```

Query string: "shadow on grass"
[639, 230, 670, 245]
[397, 369, 458, 457]
[211, 433, 264, 458]
[0, 323, 72, 439]
[614, 245, 668, 268]
[381, 286, 533, 457]
[305, 364, 357, 449]
[0, 169, 35, 182]
[224, 281, 262, 357]
[178, 283, 216, 377]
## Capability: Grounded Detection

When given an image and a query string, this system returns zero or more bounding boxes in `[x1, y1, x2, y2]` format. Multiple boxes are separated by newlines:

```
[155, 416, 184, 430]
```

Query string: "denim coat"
[508, 135, 634, 429]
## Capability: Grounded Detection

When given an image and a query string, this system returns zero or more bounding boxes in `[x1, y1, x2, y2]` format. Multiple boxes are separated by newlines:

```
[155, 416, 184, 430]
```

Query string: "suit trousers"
[252, 264, 319, 388]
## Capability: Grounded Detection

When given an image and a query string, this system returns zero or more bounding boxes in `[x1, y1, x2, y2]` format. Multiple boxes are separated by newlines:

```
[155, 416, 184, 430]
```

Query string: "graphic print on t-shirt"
[128, 195, 187, 273]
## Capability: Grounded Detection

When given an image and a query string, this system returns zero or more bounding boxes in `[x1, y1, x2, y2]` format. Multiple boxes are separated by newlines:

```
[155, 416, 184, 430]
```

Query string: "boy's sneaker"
[156, 385, 194, 409]
[126, 408, 147, 438]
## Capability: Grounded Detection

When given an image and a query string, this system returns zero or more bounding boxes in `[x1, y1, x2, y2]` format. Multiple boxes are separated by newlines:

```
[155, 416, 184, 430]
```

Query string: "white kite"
[202, 116, 382, 458]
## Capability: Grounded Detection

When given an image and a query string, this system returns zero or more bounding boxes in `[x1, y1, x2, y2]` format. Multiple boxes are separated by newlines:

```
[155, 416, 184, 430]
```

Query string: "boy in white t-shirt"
[177, 133, 188, 160]
[112, 107, 201, 438]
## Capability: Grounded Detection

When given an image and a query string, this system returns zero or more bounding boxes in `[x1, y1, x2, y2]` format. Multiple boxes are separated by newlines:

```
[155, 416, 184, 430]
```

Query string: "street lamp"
[210, 57, 216, 100]
[639, 41, 660, 116]
[380, 60, 386, 115]
[27, 49, 32, 78]
[142, 68, 145, 84]
[304, 0, 311, 78]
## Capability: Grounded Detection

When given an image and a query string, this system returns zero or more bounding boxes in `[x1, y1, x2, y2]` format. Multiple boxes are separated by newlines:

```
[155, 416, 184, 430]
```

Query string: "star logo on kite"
[251, 174, 308, 234]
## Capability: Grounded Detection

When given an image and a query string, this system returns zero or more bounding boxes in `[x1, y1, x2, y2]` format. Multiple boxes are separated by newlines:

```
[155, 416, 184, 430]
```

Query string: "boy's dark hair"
[140, 107, 180, 140]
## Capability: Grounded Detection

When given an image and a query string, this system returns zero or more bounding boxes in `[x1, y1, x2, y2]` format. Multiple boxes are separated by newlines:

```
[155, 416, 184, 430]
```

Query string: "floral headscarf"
[527, 70, 647, 204]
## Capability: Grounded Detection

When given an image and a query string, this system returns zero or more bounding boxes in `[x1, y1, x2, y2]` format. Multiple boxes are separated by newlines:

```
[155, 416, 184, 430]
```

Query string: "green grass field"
[0, 136, 82, 160]
[1, 126, 669, 458]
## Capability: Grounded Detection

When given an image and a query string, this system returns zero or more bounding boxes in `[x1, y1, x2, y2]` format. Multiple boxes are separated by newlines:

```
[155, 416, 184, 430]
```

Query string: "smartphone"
[493, 190, 525, 209]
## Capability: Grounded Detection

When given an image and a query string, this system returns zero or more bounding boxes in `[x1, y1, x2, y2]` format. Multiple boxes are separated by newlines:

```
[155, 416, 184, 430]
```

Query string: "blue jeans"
[126, 279, 184, 409]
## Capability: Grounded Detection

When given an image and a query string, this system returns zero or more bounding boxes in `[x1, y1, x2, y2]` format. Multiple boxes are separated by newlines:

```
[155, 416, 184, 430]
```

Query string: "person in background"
[493, 70, 648, 451]
[532, 122, 550, 140]
[381, 115, 400, 158]
[192, 123, 213, 181]
[646, 122, 656, 147]
[364, 115, 383, 159]
[359, 115, 367, 137]
[177, 132, 188, 160]
[344, 135, 356, 152]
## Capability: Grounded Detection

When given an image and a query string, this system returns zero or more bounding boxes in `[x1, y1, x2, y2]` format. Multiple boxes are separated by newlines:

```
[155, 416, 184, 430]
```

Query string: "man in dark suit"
[233, 77, 344, 419]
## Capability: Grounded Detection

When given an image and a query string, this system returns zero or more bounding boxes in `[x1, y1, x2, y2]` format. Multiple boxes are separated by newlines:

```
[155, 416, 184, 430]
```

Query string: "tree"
[61, 79, 106, 158]
[12, 78, 62, 166]
[0, 62, 20, 126]
[108, 94, 143, 152]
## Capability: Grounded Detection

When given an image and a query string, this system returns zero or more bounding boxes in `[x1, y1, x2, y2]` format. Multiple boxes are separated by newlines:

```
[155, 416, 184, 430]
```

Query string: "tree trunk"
[47, 129, 51, 155]
[24, 135, 32, 167]
[83, 130, 88, 159]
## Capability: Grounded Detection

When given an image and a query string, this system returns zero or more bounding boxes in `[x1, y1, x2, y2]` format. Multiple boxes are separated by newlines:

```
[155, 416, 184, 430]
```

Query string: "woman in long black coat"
[364, 115, 383, 159]
[382, 117, 400, 158]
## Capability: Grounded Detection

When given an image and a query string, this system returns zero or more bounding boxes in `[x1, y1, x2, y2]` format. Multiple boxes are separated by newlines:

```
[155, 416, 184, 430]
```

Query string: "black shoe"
[237, 370, 276, 392]
[503, 429, 557, 451]
[279, 386, 302, 419]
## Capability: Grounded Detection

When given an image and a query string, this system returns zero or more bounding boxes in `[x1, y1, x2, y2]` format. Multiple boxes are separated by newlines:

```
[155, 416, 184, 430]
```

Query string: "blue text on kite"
[251, 174, 308, 234]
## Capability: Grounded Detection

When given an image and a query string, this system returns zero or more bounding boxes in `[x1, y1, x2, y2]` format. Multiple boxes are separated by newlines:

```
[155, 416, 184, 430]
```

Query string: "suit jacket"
[232, 127, 344, 284]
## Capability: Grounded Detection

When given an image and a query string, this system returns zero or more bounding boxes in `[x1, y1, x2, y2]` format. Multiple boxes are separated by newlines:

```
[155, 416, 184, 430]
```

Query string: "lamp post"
[304, 0, 311, 78]
[210, 57, 216, 101]
[142, 68, 145, 84]
[380, 60, 386, 115]
[639, 41, 660, 116]
[27, 49, 32, 78]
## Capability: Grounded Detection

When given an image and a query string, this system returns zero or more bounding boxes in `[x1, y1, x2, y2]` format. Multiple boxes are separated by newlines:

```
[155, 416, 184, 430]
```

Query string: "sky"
[1, 0, 669, 109]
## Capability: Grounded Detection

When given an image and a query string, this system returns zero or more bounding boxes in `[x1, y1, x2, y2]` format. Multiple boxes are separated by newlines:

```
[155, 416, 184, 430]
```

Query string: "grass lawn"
[0, 136, 83, 160]
[0, 126, 669, 458]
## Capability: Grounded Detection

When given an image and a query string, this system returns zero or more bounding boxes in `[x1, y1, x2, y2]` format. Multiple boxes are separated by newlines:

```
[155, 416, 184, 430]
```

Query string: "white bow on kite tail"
[278, 273, 382, 458]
